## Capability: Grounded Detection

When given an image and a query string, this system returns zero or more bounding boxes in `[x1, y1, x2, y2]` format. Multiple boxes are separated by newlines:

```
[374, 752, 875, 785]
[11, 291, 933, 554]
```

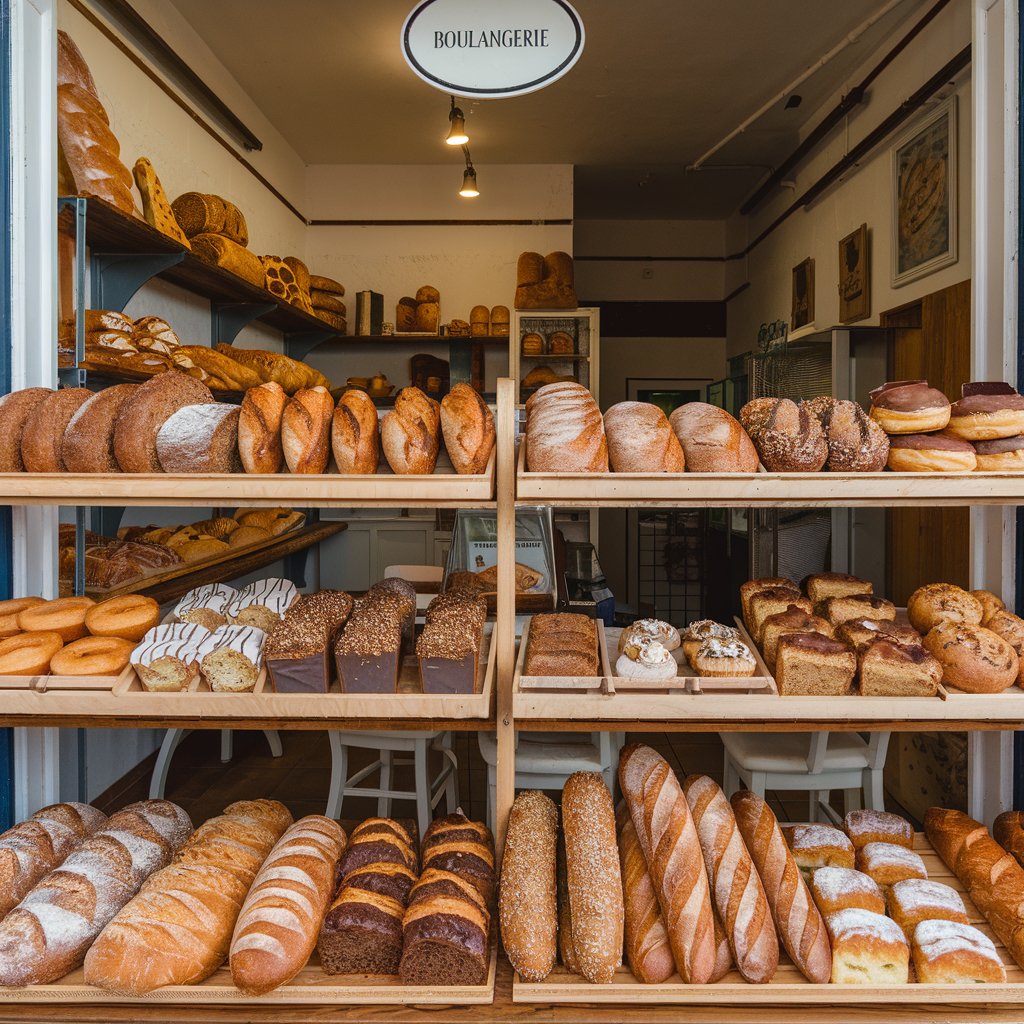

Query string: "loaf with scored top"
[281, 387, 333, 474]
[238, 381, 287, 474]
[440, 384, 495, 475]
[604, 401, 685, 473]
[332, 388, 379, 474]
[381, 387, 441, 475]
[525, 382, 608, 472]
[230, 815, 346, 995]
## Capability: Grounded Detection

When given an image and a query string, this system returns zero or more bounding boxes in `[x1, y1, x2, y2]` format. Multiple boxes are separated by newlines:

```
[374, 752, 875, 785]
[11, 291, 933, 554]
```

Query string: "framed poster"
[838, 223, 870, 323]
[791, 257, 814, 329]
[891, 97, 957, 287]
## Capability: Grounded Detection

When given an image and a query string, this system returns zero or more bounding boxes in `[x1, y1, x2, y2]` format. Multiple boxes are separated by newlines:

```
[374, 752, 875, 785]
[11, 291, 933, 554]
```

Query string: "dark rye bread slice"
[318, 886, 406, 975]
[421, 815, 495, 905]
[113, 371, 214, 472]
[339, 834, 417, 876]
[62, 383, 139, 472]
[0, 388, 53, 471]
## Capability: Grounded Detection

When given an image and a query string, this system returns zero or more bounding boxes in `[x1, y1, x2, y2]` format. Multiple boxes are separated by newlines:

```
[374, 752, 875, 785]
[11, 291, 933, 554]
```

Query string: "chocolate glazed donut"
[869, 381, 951, 435]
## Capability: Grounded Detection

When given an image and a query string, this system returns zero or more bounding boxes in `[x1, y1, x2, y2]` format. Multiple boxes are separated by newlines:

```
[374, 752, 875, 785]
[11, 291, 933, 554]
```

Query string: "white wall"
[726, 0, 972, 357]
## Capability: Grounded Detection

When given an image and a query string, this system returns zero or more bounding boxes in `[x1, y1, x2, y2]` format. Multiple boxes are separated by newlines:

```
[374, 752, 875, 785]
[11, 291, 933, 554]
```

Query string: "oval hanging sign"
[401, 0, 585, 98]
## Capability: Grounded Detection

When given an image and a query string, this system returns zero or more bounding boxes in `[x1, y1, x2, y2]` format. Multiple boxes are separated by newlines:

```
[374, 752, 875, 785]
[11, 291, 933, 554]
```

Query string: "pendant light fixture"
[458, 144, 479, 198]
[446, 95, 469, 145]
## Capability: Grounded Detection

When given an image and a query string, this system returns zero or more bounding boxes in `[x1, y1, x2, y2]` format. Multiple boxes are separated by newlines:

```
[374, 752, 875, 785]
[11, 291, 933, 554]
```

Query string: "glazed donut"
[869, 381, 951, 434]
[84, 594, 160, 642]
[0, 596, 44, 638]
[907, 583, 983, 634]
[49, 636, 134, 676]
[946, 393, 1024, 441]
[17, 596, 95, 642]
[0, 631, 64, 675]
[973, 435, 1024, 471]
[886, 433, 977, 473]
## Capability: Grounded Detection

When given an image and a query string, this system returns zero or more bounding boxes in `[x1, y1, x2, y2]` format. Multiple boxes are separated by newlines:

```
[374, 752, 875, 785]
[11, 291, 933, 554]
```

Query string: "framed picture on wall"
[791, 257, 814, 329]
[838, 223, 870, 323]
[891, 96, 957, 287]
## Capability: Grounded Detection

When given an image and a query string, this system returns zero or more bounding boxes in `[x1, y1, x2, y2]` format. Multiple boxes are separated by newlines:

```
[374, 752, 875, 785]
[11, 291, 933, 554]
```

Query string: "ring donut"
[49, 636, 134, 676]
[84, 595, 160, 642]
[0, 631, 64, 675]
[17, 596, 96, 642]
[0, 596, 45, 638]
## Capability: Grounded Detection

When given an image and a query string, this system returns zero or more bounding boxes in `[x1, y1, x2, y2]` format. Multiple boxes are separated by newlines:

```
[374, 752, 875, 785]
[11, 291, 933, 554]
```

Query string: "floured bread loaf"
[156, 404, 241, 473]
[525, 382, 607, 472]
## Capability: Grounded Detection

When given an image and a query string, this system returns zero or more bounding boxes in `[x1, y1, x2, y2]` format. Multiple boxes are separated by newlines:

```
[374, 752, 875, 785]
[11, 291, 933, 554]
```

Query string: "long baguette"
[730, 790, 831, 984]
[683, 775, 778, 983]
[230, 816, 347, 995]
[618, 743, 716, 984]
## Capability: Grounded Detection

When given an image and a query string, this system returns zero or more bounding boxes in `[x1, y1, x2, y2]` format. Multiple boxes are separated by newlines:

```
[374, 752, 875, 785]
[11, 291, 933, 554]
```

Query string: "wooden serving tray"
[0, 670, 124, 692]
[4, 946, 496, 1005]
[513, 836, 1024, 1005]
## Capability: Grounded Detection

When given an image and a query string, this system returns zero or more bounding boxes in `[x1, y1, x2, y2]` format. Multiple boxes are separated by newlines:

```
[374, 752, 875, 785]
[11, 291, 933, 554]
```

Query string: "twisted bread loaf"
[683, 774, 778, 983]
[618, 744, 715, 983]
[730, 790, 831, 983]
[525, 382, 607, 472]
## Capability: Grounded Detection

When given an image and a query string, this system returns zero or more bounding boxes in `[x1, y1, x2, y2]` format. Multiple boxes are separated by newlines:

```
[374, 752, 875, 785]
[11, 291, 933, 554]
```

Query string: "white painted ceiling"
[168, 0, 929, 217]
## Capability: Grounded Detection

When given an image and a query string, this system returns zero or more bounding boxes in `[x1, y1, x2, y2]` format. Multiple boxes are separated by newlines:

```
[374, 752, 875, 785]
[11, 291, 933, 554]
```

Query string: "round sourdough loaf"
[669, 402, 758, 473]
[525, 381, 607, 472]
[440, 383, 495, 475]
[0, 388, 54, 471]
[923, 621, 1018, 693]
[156, 403, 241, 473]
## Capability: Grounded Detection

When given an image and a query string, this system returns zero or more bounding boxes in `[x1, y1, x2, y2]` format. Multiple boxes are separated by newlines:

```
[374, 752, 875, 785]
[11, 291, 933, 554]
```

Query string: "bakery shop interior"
[2, 0, 1024, 1012]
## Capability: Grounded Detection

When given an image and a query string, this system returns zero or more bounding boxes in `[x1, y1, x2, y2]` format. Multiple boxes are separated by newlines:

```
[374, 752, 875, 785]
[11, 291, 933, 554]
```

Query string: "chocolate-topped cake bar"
[416, 591, 487, 694]
[265, 589, 353, 693]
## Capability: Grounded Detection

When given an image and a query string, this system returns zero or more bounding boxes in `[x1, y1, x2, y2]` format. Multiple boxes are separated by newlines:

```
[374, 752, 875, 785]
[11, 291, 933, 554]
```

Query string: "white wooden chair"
[150, 729, 283, 800]
[720, 730, 890, 823]
[327, 730, 458, 838]
[477, 731, 625, 835]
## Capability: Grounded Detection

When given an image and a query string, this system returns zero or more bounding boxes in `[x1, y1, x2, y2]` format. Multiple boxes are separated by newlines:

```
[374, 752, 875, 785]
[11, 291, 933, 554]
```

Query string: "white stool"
[477, 731, 625, 835]
[720, 731, 890, 823]
[384, 564, 443, 612]
[149, 729, 283, 799]
[327, 730, 458, 838]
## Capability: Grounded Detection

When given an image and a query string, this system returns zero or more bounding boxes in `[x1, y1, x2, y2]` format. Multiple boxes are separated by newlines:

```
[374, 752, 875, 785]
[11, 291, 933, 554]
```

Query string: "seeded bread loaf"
[0, 388, 53, 472]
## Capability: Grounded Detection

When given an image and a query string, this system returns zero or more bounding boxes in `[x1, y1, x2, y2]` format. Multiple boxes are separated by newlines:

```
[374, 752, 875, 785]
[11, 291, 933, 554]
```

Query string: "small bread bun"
[946, 393, 1024, 441]
[923, 621, 1018, 693]
[907, 583, 983, 634]
[983, 609, 1024, 654]
[17, 596, 96, 642]
[0, 631, 64, 674]
[0, 596, 44, 638]
[973, 435, 1024, 471]
[869, 381, 951, 434]
[84, 595, 160, 642]
[886, 433, 977, 472]
[50, 635, 134, 676]
[971, 589, 1006, 624]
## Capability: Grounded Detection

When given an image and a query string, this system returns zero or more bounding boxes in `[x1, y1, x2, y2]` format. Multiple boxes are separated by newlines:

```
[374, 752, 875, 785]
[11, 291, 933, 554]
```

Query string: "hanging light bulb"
[459, 164, 479, 198]
[446, 96, 469, 146]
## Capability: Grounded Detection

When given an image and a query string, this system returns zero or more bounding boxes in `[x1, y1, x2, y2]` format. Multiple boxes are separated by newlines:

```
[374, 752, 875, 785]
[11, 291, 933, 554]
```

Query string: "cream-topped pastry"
[682, 619, 740, 662]
[617, 618, 680, 654]
[691, 637, 756, 678]
[615, 639, 678, 680]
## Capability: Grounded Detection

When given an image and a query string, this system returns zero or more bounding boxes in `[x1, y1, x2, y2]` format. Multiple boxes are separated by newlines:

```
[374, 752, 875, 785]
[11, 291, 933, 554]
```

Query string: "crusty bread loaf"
[440, 384, 495, 475]
[156, 404, 241, 473]
[499, 791, 558, 982]
[113, 372, 215, 473]
[310, 274, 344, 295]
[230, 816, 346, 995]
[0, 802, 107, 919]
[525, 382, 608, 472]
[214, 345, 329, 393]
[0, 800, 192, 986]
[311, 290, 346, 315]
[669, 402, 759, 473]
[84, 799, 291, 995]
[283, 257, 312, 301]
[21, 388, 91, 472]
[61, 384, 140, 473]
[683, 774, 779, 983]
[190, 233, 264, 287]
[619, 744, 715, 984]
[262, 255, 313, 313]
[170, 192, 248, 246]
[171, 346, 264, 391]
[281, 387, 333, 474]
[0, 389, 53, 472]
[993, 811, 1024, 868]
[332, 388, 379, 474]
[730, 790, 831, 983]
[239, 382, 287, 474]
[132, 158, 189, 247]
[740, 398, 828, 472]
[923, 808, 988, 873]
[381, 387, 441, 475]
[604, 402, 685, 473]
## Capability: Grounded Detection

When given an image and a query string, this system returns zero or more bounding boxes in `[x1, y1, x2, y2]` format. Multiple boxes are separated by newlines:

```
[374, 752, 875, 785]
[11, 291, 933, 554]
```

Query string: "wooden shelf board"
[343, 334, 507, 345]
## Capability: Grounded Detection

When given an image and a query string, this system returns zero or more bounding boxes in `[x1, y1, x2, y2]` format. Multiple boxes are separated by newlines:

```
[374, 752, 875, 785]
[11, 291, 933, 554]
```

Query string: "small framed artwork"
[891, 96, 957, 287]
[791, 257, 814, 329]
[838, 223, 870, 323]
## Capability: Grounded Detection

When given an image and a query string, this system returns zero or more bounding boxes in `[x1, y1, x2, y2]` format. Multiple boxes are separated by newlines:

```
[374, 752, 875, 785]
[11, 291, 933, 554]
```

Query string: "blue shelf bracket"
[284, 329, 336, 362]
[90, 252, 186, 312]
[212, 302, 277, 345]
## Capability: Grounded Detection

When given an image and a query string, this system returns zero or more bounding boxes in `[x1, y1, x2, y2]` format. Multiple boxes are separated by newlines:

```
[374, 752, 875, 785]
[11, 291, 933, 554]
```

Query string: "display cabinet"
[509, 307, 599, 404]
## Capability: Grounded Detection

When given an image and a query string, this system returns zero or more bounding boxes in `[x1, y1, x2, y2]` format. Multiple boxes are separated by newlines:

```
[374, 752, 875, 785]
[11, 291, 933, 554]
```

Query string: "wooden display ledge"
[516, 441, 1024, 507]
[0, 451, 494, 509]
[514, 835, 1023, 1008]
[0, 626, 495, 730]
[512, 617, 1024, 729]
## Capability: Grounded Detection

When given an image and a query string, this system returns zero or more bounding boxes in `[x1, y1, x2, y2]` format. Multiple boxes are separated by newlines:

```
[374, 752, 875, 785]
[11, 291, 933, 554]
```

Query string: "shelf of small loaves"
[511, 617, 1024, 728]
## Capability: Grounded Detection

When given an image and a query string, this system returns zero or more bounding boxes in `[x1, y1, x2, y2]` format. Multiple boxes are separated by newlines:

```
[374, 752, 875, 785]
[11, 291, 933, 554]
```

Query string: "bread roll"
[310, 274, 344, 295]
[499, 791, 558, 982]
[332, 388, 380, 474]
[604, 402, 685, 473]
[561, 772, 623, 984]
[0, 389, 53, 472]
[381, 387, 441, 474]
[238, 382, 287, 474]
[525, 382, 608, 472]
[230, 816, 347, 995]
[414, 302, 439, 333]
[907, 583, 983, 633]
[669, 402, 759, 472]
[618, 744, 715, 984]
[923, 621, 1018, 693]
[281, 387, 333, 474]
[20, 388, 91, 472]
[440, 384, 495, 474]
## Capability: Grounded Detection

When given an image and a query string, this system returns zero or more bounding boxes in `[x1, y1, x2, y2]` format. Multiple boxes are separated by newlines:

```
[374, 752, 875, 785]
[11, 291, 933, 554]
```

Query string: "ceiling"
[168, 0, 929, 218]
